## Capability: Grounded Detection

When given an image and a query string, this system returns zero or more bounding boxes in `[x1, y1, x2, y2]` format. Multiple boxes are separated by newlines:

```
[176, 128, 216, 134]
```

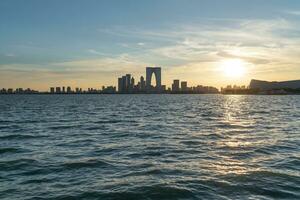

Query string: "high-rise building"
[140, 76, 146, 91]
[131, 77, 135, 89]
[172, 80, 180, 92]
[126, 74, 131, 91]
[62, 86, 65, 93]
[118, 77, 123, 93]
[181, 81, 187, 92]
[146, 67, 161, 91]
[122, 76, 127, 92]
[67, 86, 72, 93]
[50, 87, 55, 93]
[7, 88, 13, 94]
[55, 87, 61, 93]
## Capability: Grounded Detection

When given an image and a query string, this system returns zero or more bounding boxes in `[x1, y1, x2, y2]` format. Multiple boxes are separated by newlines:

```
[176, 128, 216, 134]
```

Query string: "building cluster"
[0, 67, 221, 95]
[221, 85, 258, 94]
[118, 74, 146, 93]
[0, 88, 38, 94]
[117, 67, 219, 94]
[171, 80, 219, 94]
[118, 67, 164, 93]
[49, 86, 116, 94]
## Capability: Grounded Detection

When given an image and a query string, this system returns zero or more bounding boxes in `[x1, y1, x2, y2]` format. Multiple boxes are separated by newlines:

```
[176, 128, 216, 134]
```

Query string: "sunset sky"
[1, 0, 300, 91]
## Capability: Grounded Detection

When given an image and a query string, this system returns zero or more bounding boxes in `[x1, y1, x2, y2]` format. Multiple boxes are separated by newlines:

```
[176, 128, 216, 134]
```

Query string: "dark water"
[0, 95, 299, 200]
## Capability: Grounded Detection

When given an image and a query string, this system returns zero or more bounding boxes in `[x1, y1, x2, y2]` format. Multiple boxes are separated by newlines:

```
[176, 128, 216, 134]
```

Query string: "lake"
[0, 94, 299, 199]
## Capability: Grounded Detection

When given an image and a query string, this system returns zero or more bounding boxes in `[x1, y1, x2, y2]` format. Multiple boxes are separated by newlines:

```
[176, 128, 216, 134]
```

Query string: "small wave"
[62, 159, 113, 169]
[94, 120, 137, 124]
[0, 158, 39, 171]
[0, 147, 24, 154]
[180, 140, 202, 146]
[84, 126, 106, 130]
[0, 134, 45, 140]
[48, 125, 83, 130]
[60, 185, 195, 200]
[133, 185, 195, 199]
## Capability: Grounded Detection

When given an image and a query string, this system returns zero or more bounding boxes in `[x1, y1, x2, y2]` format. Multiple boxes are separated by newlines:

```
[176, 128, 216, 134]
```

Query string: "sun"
[220, 59, 247, 78]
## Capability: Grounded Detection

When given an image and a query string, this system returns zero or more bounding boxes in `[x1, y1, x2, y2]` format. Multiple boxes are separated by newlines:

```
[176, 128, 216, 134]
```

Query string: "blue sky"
[1, 0, 300, 90]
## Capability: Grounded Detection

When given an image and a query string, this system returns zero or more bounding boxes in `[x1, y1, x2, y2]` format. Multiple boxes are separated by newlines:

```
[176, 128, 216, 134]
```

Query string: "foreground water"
[0, 94, 299, 200]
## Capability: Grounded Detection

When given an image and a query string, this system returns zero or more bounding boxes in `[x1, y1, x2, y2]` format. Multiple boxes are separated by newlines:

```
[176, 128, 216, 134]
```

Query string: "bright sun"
[220, 59, 247, 78]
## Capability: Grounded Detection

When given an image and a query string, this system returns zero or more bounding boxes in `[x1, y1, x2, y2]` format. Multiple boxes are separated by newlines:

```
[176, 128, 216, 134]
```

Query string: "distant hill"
[249, 79, 300, 90]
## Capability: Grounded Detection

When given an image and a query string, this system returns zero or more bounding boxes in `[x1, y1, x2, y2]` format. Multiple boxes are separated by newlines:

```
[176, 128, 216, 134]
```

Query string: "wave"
[62, 159, 114, 169]
[94, 119, 137, 124]
[0, 147, 24, 154]
[0, 134, 45, 140]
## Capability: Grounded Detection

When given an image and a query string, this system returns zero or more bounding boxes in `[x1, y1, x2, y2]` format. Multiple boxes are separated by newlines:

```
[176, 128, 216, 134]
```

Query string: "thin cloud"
[284, 10, 300, 16]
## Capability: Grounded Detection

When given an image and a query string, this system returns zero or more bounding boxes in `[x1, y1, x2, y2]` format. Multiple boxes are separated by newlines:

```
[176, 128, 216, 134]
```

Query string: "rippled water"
[0, 94, 299, 200]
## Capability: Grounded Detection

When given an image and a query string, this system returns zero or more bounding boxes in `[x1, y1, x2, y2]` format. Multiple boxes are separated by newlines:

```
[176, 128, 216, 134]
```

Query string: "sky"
[1, 0, 300, 91]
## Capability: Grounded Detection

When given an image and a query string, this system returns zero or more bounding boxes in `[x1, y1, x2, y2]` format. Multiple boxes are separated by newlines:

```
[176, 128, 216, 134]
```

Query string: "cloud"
[53, 54, 147, 73]
[284, 10, 300, 16]
[87, 49, 108, 56]
[2, 17, 300, 89]
[5, 53, 16, 57]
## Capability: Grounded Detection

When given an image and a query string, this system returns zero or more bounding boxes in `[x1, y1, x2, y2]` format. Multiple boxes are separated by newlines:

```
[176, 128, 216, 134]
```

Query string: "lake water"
[0, 94, 299, 200]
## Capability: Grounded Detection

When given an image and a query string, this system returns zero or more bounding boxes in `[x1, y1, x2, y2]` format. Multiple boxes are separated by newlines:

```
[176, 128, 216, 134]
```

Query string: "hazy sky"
[1, 0, 300, 90]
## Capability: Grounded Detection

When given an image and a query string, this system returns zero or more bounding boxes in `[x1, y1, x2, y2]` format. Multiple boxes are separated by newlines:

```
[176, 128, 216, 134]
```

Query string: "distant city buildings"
[0, 88, 38, 94]
[221, 79, 300, 95]
[146, 67, 162, 92]
[220, 85, 256, 94]
[0, 66, 224, 95]
[48, 86, 116, 94]
[172, 80, 180, 92]
[117, 67, 219, 94]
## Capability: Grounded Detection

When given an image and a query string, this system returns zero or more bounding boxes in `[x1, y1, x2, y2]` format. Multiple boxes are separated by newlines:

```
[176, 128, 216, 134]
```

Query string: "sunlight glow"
[220, 59, 247, 78]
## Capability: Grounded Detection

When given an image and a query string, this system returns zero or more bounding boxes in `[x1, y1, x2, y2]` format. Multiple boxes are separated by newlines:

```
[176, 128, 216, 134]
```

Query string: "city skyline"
[2, 66, 299, 95]
[1, 0, 300, 90]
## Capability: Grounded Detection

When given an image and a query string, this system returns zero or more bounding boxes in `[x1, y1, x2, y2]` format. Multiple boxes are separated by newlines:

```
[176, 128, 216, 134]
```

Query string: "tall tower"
[140, 76, 145, 91]
[146, 67, 161, 91]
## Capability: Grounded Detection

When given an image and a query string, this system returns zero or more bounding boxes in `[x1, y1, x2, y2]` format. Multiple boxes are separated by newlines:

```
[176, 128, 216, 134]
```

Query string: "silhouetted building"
[122, 76, 127, 92]
[172, 80, 180, 92]
[126, 74, 131, 91]
[7, 88, 13, 94]
[140, 76, 146, 91]
[102, 86, 116, 94]
[250, 79, 300, 90]
[131, 77, 135, 90]
[16, 88, 23, 93]
[55, 87, 61, 93]
[0, 88, 7, 94]
[118, 77, 123, 92]
[181, 81, 187, 92]
[67, 86, 72, 93]
[146, 67, 161, 91]
[50, 87, 55, 93]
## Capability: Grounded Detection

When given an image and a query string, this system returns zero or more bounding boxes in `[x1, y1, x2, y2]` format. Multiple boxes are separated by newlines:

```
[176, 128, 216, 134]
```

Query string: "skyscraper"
[172, 80, 180, 92]
[118, 77, 123, 93]
[181, 81, 187, 92]
[55, 87, 61, 93]
[50, 87, 55, 93]
[140, 76, 145, 91]
[126, 74, 131, 91]
[122, 76, 127, 92]
[146, 67, 161, 91]
[130, 77, 135, 91]
[67, 86, 72, 93]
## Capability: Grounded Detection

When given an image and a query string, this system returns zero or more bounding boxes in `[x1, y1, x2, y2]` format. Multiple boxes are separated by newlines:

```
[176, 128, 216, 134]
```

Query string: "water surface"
[0, 95, 299, 199]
